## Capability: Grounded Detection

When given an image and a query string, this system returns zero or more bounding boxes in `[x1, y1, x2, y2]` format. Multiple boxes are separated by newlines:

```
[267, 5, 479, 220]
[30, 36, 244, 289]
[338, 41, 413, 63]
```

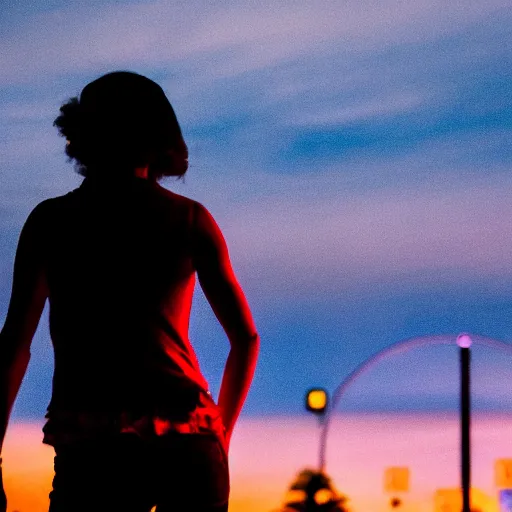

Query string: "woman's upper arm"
[1, 202, 49, 357]
[191, 202, 257, 345]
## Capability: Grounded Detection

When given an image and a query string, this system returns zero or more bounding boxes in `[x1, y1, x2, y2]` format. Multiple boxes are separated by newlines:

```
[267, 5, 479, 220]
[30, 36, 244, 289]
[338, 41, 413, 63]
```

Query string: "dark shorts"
[48, 432, 229, 512]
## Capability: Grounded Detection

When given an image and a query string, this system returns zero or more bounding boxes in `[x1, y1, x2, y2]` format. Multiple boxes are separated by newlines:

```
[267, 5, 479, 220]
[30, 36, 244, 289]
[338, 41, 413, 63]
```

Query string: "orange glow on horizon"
[3, 413, 512, 512]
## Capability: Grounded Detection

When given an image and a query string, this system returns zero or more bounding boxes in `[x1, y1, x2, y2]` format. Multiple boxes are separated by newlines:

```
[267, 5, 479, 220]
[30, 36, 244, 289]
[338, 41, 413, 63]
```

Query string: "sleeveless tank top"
[40, 177, 224, 446]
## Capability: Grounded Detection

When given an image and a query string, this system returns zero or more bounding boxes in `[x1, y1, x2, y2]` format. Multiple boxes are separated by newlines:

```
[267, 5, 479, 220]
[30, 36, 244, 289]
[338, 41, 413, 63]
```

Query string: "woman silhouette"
[0, 71, 259, 511]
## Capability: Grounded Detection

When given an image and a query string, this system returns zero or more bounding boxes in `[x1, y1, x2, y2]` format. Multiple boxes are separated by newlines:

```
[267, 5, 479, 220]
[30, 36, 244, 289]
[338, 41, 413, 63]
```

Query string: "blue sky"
[1, 0, 512, 419]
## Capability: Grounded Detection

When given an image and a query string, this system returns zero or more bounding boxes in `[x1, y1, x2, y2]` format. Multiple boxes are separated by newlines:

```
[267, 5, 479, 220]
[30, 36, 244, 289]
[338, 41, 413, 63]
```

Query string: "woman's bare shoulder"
[155, 184, 198, 206]
[153, 185, 209, 221]
[26, 193, 70, 220]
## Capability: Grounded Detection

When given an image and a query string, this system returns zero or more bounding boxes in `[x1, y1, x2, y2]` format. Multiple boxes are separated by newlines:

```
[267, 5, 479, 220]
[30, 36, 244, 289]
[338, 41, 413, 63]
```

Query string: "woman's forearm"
[217, 335, 259, 445]
[0, 333, 31, 455]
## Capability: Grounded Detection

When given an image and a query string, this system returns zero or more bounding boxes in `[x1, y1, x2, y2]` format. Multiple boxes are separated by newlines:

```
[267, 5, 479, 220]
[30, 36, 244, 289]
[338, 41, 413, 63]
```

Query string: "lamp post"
[457, 333, 472, 512]
[305, 388, 329, 471]
[306, 333, 482, 496]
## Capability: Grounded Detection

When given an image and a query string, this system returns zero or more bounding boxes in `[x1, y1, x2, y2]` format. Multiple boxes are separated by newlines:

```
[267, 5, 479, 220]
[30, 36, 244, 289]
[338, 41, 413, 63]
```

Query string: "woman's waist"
[44, 396, 221, 429]
[47, 379, 215, 415]
[42, 390, 224, 446]
[50, 364, 210, 402]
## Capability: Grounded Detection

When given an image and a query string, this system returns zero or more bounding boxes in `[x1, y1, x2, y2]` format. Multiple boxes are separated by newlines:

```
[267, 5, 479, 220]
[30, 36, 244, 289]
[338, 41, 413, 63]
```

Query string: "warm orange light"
[384, 467, 410, 493]
[314, 488, 334, 505]
[434, 488, 494, 512]
[284, 489, 307, 503]
[305, 388, 328, 414]
[495, 459, 512, 489]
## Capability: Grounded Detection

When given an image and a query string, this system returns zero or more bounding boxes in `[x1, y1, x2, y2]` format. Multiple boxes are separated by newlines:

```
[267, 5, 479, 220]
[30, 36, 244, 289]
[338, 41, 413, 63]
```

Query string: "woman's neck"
[83, 164, 154, 182]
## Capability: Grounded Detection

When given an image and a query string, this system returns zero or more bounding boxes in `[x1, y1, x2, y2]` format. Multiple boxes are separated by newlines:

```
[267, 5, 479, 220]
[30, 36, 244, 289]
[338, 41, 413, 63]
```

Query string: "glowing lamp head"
[305, 388, 328, 415]
[457, 333, 472, 349]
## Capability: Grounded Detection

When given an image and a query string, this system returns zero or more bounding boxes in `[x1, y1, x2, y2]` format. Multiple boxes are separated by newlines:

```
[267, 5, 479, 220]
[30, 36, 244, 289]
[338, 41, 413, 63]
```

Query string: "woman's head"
[54, 71, 188, 180]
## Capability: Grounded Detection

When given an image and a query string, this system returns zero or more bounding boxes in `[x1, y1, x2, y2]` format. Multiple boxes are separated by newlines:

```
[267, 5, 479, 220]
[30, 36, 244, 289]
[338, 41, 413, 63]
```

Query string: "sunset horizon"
[3, 412, 512, 512]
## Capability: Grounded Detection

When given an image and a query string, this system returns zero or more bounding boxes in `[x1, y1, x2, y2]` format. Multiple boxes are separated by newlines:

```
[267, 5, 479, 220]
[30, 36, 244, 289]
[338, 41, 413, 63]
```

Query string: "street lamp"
[305, 388, 329, 416]
[305, 388, 329, 471]
[457, 333, 472, 512]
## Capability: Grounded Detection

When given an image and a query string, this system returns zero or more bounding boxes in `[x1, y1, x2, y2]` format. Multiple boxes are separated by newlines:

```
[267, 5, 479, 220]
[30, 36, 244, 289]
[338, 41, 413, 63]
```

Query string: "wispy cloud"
[0, 101, 56, 122]
[217, 170, 512, 294]
[1, 0, 510, 85]
[2, 0, 509, 171]
[285, 92, 427, 127]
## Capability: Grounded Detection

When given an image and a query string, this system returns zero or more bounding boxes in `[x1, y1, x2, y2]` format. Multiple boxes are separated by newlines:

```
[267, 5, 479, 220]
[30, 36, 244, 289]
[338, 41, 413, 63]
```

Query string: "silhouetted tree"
[276, 468, 350, 512]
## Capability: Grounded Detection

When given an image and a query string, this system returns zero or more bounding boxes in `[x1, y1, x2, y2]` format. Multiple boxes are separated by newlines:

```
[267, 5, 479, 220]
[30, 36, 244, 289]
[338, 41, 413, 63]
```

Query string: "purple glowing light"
[457, 334, 472, 348]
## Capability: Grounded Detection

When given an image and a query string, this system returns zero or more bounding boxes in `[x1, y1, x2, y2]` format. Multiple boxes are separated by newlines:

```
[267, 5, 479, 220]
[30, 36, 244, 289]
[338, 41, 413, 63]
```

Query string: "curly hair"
[54, 71, 188, 180]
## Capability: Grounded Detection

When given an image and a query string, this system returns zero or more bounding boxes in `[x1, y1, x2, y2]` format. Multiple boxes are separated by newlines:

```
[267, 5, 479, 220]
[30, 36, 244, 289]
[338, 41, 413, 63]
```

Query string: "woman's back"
[43, 177, 208, 416]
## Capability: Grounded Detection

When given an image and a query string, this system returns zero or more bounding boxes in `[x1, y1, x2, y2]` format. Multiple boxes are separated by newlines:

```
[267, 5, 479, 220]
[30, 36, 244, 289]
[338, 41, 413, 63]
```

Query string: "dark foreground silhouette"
[0, 71, 259, 511]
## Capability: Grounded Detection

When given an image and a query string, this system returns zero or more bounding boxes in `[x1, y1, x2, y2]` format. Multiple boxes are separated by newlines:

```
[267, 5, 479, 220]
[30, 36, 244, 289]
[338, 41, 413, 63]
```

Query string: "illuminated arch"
[318, 333, 512, 470]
